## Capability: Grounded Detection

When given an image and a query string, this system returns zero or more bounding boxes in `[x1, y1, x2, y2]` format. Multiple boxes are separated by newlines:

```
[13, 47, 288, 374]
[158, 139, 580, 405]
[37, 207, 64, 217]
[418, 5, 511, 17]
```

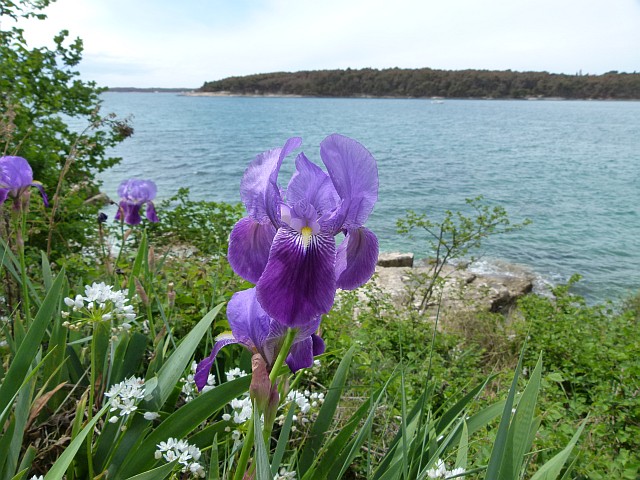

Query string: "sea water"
[96, 93, 640, 303]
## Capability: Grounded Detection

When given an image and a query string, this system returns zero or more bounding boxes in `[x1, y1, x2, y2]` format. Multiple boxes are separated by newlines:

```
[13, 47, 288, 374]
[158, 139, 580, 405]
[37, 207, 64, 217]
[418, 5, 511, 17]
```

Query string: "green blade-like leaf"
[127, 231, 148, 299]
[455, 420, 469, 470]
[529, 420, 586, 480]
[124, 461, 177, 480]
[502, 353, 543, 479]
[331, 386, 388, 480]
[0, 239, 42, 307]
[143, 303, 223, 411]
[303, 390, 379, 480]
[253, 401, 271, 480]
[44, 404, 109, 480]
[298, 346, 355, 475]
[40, 251, 53, 290]
[0, 269, 65, 415]
[484, 342, 527, 479]
[208, 433, 219, 480]
[271, 401, 296, 477]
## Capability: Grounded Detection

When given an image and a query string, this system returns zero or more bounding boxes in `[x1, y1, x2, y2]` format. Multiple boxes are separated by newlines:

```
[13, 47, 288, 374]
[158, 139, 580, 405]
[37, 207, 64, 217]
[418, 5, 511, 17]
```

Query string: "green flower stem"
[16, 209, 31, 326]
[114, 216, 126, 279]
[233, 420, 255, 480]
[269, 328, 296, 384]
[234, 328, 297, 479]
[87, 329, 98, 479]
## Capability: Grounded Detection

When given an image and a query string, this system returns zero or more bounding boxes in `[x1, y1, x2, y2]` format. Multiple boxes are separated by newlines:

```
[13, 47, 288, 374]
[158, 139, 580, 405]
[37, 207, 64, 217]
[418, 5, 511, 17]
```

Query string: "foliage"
[146, 187, 245, 257]
[201, 68, 640, 99]
[0, 0, 131, 259]
[516, 277, 640, 479]
[396, 196, 530, 312]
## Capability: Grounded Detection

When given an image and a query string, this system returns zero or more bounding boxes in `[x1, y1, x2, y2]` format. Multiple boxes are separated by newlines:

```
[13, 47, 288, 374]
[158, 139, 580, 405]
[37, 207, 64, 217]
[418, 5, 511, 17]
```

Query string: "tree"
[0, 0, 132, 258]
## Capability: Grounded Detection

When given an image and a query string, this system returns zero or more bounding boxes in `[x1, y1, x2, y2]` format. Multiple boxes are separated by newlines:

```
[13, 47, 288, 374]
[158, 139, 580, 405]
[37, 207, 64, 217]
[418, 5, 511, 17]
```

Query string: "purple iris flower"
[227, 134, 379, 328]
[114, 179, 159, 225]
[0, 156, 49, 208]
[194, 287, 325, 391]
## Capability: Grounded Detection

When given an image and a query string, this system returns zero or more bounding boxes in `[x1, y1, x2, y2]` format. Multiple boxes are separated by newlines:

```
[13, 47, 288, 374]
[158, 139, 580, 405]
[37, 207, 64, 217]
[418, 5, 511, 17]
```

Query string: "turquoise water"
[98, 93, 640, 302]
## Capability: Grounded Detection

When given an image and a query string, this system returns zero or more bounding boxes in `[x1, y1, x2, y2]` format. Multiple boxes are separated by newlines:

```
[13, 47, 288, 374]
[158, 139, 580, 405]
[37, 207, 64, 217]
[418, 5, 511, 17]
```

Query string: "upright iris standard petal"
[228, 217, 276, 284]
[115, 178, 159, 225]
[257, 227, 337, 327]
[240, 137, 302, 225]
[320, 134, 378, 231]
[286, 153, 339, 217]
[0, 156, 48, 207]
[335, 227, 379, 290]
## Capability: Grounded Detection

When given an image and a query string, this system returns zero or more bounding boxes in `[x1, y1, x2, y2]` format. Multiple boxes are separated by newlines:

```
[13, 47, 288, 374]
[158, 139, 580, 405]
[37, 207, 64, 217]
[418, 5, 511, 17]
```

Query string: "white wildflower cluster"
[181, 361, 216, 402]
[276, 389, 325, 430]
[63, 282, 136, 333]
[225, 367, 248, 382]
[29, 476, 44, 480]
[223, 395, 253, 424]
[274, 467, 297, 479]
[155, 437, 206, 478]
[426, 459, 465, 479]
[104, 376, 146, 423]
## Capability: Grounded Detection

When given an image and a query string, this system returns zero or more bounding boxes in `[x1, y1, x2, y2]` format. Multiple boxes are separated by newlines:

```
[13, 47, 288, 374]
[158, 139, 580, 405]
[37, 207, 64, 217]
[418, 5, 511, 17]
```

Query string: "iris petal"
[320, 134, 378, 231]
[228, 217, 277, 283]
[240, 137, 302, 226]
[285, 337, 314, 373]
[312, 333, 325, 356]
[146, 201, 159, 222]
[227, 288, 271, 352]
[257, 226, 336, 327]
[194, 334, 237, 390]
[286, 152, 339, 217]
[335, 227, 379, 290]
[121, 202, 142, 225]
[0, 189, 8, 205]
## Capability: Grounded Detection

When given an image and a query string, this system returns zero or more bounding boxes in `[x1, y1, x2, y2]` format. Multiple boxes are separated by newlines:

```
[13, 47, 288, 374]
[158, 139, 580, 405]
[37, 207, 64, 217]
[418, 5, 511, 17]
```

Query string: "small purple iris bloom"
[195, 287, 325, 391]
[0, 156, 49, 208]
[228, 134, 379, 328]
[114, 179, 159, 225]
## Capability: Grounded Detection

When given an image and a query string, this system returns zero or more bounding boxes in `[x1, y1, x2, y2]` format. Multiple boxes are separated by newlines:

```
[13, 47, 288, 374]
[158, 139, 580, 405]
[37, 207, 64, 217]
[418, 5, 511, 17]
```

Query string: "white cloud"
[14, 0, 640, 87]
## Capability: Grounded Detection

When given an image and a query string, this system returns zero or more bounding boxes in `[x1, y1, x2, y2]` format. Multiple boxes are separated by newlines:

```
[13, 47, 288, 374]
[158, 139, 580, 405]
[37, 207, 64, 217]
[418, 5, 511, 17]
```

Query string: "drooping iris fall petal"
[256, 227, 337, 328]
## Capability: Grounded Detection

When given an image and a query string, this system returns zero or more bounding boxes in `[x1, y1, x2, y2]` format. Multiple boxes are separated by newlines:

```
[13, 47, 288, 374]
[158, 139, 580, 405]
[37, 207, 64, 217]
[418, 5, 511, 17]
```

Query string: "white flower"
[155, 437, 205, 478]
[225, 367, 248, 382]
[63, 282, 137, 328]
[144, 411, 160, 421]
[181, 362, 215, 402]
[274, 467, 297, 479]
[426, 459, 465, 479]
[29, 476, 44, 480]
[105, 376, 146, 420]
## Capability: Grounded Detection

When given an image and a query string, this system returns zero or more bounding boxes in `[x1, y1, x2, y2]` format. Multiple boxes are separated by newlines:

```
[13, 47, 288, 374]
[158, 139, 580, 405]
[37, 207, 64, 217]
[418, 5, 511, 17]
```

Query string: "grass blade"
[298, 346, 355, 475]
[0, 270, 65, 415]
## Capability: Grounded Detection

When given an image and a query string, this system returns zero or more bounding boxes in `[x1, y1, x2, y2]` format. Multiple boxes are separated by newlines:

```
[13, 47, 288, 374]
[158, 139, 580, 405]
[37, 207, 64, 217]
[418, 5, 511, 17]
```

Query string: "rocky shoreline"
[374, 252, 534, 316]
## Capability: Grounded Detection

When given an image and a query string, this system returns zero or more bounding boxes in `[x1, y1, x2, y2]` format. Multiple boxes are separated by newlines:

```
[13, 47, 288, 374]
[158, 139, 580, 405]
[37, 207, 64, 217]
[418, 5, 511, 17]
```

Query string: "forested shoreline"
[200, 67, 640, 99]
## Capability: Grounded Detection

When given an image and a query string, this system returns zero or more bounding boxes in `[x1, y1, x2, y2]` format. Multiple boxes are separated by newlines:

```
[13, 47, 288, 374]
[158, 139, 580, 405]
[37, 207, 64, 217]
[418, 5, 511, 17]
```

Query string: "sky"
[13, 0, 640, 88]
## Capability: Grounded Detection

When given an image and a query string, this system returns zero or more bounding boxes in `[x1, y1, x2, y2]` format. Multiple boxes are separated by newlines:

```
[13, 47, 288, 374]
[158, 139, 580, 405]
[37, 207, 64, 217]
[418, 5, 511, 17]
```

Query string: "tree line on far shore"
[200, 67, 640, 99]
